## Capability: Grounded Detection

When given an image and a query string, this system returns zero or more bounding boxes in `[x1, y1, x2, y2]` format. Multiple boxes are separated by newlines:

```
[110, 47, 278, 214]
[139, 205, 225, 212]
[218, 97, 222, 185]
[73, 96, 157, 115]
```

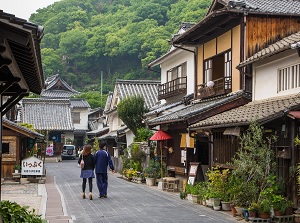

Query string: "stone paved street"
[45, 160, 241, 223]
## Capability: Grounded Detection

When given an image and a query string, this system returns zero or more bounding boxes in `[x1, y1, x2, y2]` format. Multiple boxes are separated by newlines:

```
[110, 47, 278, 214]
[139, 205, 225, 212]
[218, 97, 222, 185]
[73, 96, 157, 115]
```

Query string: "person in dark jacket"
[78, 144, 95, 200]
[94, 141, 114, 198]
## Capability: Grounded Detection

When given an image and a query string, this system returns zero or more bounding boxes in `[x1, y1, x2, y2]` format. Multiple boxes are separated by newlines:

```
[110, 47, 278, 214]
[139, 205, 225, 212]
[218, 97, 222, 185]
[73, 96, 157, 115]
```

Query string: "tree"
[117, 95, 147, 136]
[229, 121, 277, 206]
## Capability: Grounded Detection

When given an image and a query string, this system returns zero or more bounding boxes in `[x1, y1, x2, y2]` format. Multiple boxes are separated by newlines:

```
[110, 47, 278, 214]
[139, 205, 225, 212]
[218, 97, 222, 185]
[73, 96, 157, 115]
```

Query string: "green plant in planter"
[248, 202, 260, 212]
[259, 198, 272, 214]
[194, 181, 208, 201]
[14, 164, 21, 171]
[272, 195, 292, 214]
[206, 166, 229, 199]
[143, 159, 160, 178]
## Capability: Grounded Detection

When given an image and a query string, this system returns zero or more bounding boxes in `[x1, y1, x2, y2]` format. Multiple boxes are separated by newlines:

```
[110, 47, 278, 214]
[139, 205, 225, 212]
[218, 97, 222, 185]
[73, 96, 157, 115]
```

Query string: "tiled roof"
[40, 90, 76, 98]
[173, 0, 300, 45]
[189, 93, 300, 130]
[86, 127, 109, 136]
[145, 101, 184, 116]
[226, 0, 300, 14]
[147, 90, 251, 126]
[21, 98, 74, 131]
[41, 74, 80, 98]
[0, 10, 44, 95]
[3, 119, 44, 139]
[88, 107, 103, 116]
[238, 31, 300, 68]
[70, 99, 90, 108]
[116, 79, 160, 109]
[98, 130, 118, 140]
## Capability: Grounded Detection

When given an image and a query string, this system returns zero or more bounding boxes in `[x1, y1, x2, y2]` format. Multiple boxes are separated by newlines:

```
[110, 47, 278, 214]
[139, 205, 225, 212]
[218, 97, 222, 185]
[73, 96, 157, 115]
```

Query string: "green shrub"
[0, 200, 46, 223]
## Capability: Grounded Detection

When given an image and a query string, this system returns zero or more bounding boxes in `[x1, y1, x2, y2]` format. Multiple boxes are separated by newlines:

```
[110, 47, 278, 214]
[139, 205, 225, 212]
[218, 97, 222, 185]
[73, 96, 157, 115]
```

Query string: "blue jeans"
[96, 173, 108, 196]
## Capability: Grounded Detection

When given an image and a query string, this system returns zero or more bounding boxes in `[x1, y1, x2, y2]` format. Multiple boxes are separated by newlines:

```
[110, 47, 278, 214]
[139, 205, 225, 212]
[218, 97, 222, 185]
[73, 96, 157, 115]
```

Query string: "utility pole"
[101, 71, 103, 106]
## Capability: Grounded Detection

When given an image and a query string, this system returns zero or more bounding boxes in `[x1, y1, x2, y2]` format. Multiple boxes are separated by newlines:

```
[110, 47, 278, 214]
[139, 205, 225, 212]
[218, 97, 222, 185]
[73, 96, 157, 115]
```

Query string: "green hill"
[30, 0, 212, 93]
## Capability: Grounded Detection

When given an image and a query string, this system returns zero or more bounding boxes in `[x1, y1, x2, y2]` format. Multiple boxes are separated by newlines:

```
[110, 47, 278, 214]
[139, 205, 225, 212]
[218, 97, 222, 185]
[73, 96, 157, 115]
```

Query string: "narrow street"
[45, 160, 240, 223]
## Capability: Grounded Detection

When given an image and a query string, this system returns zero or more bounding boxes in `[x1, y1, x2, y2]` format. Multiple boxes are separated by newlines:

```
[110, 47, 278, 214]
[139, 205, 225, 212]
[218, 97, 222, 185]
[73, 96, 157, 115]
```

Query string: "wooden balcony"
[158, 77, 187, 100]
[197, 77, 232, 100]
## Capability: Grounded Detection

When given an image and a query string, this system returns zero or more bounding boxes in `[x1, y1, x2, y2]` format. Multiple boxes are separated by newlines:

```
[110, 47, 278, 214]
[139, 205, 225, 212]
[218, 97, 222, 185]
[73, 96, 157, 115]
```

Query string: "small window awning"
[223, 127, 240, 137]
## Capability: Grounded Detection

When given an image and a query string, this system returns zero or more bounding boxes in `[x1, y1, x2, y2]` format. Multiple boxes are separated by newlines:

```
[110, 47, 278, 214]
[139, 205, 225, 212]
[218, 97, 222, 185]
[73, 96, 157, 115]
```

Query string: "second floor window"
[167, 62, 187, 82]
[72, 112, 80, 124]
[278, 63, 300, 92]
[204, 51, 232, 85]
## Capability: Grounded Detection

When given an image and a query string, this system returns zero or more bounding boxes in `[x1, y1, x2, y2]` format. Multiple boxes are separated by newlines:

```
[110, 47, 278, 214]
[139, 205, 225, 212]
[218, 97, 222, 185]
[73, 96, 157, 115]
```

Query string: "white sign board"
[21, 156, 44, 176]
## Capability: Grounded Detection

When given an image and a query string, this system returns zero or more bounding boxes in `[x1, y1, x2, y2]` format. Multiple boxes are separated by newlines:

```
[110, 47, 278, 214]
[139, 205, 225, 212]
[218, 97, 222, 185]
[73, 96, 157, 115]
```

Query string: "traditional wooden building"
[158, 0, 300, 179]
[189, 31, 300, 205]
[2, 118, 44, 179]
[0, 10, 45, 181]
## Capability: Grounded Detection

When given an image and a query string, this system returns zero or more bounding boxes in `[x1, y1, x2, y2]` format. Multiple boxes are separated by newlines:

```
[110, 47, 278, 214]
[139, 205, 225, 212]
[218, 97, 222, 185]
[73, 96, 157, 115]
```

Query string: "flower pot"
[213, 205, 221, 211]
[202, 200, 206, 206]
[235, 207, 244, 216]
[221, 201, 231, 211]
[294, 215, 300, 223]
[14, 170, 19, 173]
[259, 212, 270, 219]
[192, 195, 198, 203]
[146, 178, 155, 186]
[274, 209, 282, 216]
[231, 207, 237, 217]
[248, 211, 257, 218]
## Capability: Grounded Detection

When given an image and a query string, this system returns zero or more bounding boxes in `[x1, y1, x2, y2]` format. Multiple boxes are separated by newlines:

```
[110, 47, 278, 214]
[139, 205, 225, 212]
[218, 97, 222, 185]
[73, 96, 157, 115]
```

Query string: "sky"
[0, 0, 61, 21]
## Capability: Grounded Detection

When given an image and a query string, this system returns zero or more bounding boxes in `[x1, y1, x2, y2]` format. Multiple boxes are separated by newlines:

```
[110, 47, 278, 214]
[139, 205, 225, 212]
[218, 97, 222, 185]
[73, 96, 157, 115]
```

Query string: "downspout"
[240, 14, 246, 90]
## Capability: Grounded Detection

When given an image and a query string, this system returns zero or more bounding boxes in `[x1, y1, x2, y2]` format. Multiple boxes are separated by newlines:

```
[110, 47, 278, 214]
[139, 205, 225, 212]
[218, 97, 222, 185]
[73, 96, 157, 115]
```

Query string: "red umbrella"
[149, 130, 172, 179]
[150, 130, 172, 141]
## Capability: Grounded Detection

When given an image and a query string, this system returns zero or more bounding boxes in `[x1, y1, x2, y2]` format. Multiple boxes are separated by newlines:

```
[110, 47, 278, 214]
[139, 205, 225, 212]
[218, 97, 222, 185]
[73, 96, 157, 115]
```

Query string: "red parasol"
[150, 130, 172, 141]
[149, 130, 172, 179]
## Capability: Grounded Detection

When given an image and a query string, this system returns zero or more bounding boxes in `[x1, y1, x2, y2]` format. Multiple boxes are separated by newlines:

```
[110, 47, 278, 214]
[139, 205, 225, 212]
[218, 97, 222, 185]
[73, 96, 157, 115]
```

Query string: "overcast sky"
[0, 0, 61, 21]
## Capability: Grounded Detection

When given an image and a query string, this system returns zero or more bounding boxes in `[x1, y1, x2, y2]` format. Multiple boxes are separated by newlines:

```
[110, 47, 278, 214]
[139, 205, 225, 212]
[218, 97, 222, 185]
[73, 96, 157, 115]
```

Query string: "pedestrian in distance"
[78, 144, 95, 200]
[94, 141, 115, 198]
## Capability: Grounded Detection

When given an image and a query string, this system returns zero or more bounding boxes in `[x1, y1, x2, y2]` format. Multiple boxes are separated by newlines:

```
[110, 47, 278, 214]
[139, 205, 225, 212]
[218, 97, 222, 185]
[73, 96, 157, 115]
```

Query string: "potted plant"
[248, 202, 259, 218]
[14, 164, 21, 173]
[258, 198, 271, 219]
[144, 159, 160, 186]
[272, 194, 289, 216]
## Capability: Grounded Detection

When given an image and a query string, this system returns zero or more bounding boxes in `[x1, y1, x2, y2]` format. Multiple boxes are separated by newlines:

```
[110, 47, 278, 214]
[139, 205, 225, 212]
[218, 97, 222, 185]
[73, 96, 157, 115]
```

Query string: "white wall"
[126, 130, 135, 148]
[253, 51, 300, 101]
[160, 48, 195, 96]
[73, 107, 89, 130]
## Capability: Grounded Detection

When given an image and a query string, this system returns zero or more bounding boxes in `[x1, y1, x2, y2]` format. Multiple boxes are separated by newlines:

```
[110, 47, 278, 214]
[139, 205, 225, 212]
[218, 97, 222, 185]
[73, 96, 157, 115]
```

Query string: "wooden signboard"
[187, 162, 199, 185]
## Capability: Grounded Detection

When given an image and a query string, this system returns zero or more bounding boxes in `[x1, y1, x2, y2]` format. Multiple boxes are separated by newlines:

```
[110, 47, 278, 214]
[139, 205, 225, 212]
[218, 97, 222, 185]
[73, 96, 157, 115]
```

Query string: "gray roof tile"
[70, 99, 90, 108]
[147, 90, 251, 126]
[116, 79, 160, 109]
[21, 98, 74, 131]
[190, 93, 300, 129]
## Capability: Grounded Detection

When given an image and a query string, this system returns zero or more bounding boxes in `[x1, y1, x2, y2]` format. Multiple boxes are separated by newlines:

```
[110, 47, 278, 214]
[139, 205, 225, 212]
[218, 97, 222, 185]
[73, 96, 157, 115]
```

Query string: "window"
[2, 143, 9, 154]
[167, 62, 187, 82]
[72, 112, 80, 124]
[204, 51, 232, 84]
[278, 63, 300, 92]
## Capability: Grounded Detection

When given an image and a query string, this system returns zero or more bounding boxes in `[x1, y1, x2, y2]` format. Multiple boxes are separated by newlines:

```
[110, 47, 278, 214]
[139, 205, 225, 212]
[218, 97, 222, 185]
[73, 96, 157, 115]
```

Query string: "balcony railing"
[197, 77, 232, 99]
[158, 77, 187, 100]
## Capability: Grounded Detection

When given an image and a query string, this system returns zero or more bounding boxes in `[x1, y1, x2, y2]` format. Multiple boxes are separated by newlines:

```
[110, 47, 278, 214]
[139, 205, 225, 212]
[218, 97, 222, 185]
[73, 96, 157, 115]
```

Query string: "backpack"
[80, 155, 84, 169]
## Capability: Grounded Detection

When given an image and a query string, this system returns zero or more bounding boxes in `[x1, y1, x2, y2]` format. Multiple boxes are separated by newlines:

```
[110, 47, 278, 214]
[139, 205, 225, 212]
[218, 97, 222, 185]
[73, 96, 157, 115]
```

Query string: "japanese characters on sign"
[21, 156, 44, 176]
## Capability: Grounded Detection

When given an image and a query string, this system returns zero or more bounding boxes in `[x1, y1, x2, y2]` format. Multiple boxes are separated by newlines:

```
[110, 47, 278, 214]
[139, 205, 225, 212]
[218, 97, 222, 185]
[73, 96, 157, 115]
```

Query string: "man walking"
[94, 141, 115, 198]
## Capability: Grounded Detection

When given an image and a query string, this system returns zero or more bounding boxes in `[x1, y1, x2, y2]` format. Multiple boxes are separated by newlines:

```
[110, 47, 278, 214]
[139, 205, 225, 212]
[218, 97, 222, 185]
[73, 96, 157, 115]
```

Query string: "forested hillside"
[30, 0, 212, 93]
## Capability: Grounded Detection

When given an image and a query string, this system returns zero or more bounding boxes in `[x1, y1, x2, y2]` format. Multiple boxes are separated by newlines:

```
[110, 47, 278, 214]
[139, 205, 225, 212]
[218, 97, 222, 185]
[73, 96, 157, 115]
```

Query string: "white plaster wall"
[73, 108, 89, 130]
[253, 51, 300, 101]
[126, 130, 135, 148]
[160, 49, 195, 95]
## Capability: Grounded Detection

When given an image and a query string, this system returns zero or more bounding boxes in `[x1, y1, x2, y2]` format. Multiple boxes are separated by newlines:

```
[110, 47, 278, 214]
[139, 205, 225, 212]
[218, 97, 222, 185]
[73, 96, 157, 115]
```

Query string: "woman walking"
[78, 144, 95, 200]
